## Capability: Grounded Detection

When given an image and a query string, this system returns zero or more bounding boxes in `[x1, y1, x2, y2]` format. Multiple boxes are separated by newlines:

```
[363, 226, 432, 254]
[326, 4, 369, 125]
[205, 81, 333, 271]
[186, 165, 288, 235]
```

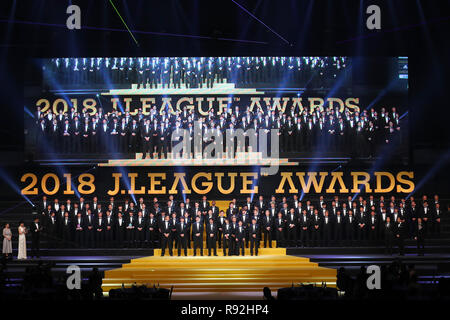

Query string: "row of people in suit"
[44, 57, 347, 87]
[37, 193, 443, 218]
[34, 105, 401, 156]
[37, 200, 442, 253]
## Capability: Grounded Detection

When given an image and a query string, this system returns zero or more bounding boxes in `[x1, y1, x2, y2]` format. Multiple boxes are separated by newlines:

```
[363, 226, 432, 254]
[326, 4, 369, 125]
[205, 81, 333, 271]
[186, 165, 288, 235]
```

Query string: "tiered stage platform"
[101, 82, 266, 96]
[98, 153, 299, 167]
[101, 246, 337, 299]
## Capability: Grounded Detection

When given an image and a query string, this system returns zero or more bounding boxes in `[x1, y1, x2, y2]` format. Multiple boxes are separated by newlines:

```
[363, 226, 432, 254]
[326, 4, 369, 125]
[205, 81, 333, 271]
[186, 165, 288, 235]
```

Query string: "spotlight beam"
[108, 0, 139, 46]
[231, 0, 290, 45]
[0, 19, 268, 45]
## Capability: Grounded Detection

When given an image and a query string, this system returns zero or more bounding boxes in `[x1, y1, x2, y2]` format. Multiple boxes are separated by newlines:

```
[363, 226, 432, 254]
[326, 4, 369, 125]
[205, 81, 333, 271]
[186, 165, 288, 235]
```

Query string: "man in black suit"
[62, 118, 71, 154]
[275, 212, 286, 248]
[150, 119, 159, 158]
[84, 209, 95, 248]
[114, 212, 126, 248]
[158, 123, 170, 158]
[311, 210, 322, 247]
[39, 196, 49, 216]
[356, 208, 367, 245]
[135, 211, 147, 248]
[169, 212, 178, 252]
[229, 216, 239, 255]
[414, 217, 426, 256]
[226, 202, 238, 217]
[249, 218, 260, 256]
[30, 217, 42, 258]
[90, 118, 99, 153]
[286, 208, 298, 247]
[334, 211, 344, 246]
[206, 217, 218, 256]
[395, 217, 407, 256]
[129, 119, 140, 153]
[104, 211, 114, 248]
[322, 211, 333, 247]
[109, 117, 120, 152]
[141, 119, 152, 159]
[49, 119, 60, 151]
[72, 116, 82, 153]
[45, 212, 58, 248]
[240, 209, 251, 248]
[146, 212, 158, 248]
[81, 118, 91, 153]
[118, 118, 129, 153]
[160, 215, 173, 256]
[299, 210, 310, 247]
[262, 210, 273, 248]
[177, 216, 189, 256]
[419, 201, 431, 234]
[60, 212, 72, 248]
[367, 211, 378, 243]
[222, 218, 232, 256]
[216, 210, 226, 248]
[235, 220, 246, 256]
[384, 216, 395, 255]
[94, 212, 105, 248]
[125, 212, 136, 248]
[433, 203, 442, 237]
[201, 196, 210, 212]
[192, 216, 204, 256]
[345, 211, 356, 246]
[74, 212, 84, 247]
[256, 195, 266, 213]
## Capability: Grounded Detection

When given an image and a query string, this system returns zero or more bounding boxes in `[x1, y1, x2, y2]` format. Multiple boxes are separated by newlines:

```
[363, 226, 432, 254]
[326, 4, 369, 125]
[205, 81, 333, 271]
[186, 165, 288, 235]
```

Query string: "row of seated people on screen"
[34, 194, 444, 252]
[44, 57, 347, 87]
[34, 105, 402, 156]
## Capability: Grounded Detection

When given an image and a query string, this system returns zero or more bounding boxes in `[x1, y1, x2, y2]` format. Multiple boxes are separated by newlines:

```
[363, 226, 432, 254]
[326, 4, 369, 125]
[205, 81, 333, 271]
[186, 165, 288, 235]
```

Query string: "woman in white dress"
[17, 222, 27, 260]
[2, 223, 12, 259]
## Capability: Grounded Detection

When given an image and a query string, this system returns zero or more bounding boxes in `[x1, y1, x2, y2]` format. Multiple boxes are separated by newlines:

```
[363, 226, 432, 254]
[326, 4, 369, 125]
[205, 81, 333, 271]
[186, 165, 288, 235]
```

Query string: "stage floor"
[98, 153, 299, 167]
[101, 248, 337, 300]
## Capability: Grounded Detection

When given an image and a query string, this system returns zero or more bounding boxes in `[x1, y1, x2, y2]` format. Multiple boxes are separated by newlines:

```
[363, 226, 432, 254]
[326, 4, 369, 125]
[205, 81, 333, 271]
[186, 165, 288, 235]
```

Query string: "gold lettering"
[240, 172, 259, 194]
[148, 173, 166, 194]
[396, 171, 415, 193]
[191, 172, 213, 194]
[215, 172, 237, 194]
[275, 172, 298, 193]
[128, 173, 145, 194]
[351, 172, 372, 193]
[169, 173, 192, 194]
[297, 172, 328, 193]
[107, 173, 122, 196]
[374, 172, 395, 193]
[325, 172, 349, 193]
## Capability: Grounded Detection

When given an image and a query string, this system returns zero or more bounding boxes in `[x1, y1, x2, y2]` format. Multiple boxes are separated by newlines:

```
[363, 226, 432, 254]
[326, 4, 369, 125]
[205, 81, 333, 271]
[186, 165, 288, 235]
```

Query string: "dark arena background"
[0, 0, 450, 312]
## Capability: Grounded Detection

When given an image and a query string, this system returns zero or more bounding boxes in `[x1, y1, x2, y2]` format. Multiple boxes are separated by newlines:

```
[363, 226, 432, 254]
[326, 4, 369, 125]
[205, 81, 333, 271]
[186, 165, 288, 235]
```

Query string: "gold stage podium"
[102, 245, 337, 300]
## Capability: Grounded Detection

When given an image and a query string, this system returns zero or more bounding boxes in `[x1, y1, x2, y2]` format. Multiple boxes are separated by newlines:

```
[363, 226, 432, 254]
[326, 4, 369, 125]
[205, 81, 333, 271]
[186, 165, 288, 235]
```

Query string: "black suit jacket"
[206, 223, 218, 239]
[249, 224, 260, 239]
[192, 222, 203, 238]
[30, 222, 42, 237]
[176, 222, 189, 238]
[235, 226, 246, 240]
[160, 221, 172, 235]
[114, 218, 126, 234]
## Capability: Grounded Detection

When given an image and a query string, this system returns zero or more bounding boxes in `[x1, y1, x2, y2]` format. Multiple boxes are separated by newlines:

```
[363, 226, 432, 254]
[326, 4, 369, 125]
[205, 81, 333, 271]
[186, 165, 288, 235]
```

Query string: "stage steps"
[101, 248, 337, 298]
[153, 245, 284, 257]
